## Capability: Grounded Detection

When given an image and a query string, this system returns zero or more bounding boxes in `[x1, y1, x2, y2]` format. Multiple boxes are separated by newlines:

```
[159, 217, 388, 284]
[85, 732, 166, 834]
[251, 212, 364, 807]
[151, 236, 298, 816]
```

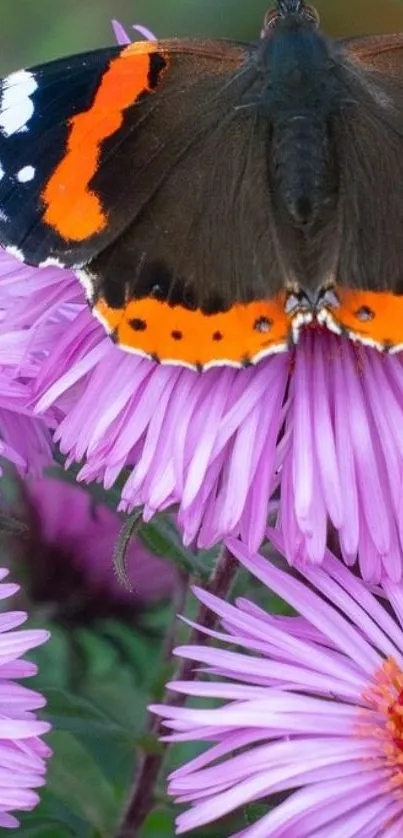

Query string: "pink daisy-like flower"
[0, 569, 50, 828]
[2, 248, 403, 582]
[0, 377, 53, 477]
[0, 259, 55, 476]
[151, 532, 403, 837]
[9, 474, 179, 619]
[1, 21, 403, 581]
[0, 372, 53, 478]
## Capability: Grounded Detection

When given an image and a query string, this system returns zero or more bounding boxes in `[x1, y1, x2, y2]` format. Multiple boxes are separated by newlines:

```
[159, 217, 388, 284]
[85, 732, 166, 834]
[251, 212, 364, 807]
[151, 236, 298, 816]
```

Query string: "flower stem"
[114, 545, 237, 837]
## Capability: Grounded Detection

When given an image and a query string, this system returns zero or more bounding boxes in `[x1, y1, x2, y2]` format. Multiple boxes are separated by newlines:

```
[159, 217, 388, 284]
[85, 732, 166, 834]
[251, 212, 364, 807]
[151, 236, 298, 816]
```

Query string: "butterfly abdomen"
[271, 113, 332, 226]
[261, 20, 339, 228]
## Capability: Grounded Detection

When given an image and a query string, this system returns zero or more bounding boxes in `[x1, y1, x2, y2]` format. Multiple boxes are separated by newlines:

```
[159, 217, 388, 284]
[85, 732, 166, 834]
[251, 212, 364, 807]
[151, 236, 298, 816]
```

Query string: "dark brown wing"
[88, 38, 289, 315]
[332, 35, 403, 293]
[0, 38, 298, 368]
[342, 34, 403, 74]
[0, 37, 289, 313]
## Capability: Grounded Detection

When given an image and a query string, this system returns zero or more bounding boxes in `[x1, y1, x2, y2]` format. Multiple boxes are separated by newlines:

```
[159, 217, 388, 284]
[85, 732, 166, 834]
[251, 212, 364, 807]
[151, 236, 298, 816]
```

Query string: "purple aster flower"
[2, 248, 403, 581]
[111, 20, 157, 44]
[0, 568, 50, 828]
[0, 256, 56, 475]
[2, 19, 403, 581]
[151, 532, 403, 837]
[0, 379, 53, 477]
[9, 474, 179, 620]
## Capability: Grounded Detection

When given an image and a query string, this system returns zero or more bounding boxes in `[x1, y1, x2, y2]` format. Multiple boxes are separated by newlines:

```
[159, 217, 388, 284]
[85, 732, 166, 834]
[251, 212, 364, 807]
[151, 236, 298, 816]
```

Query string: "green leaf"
[30, 626, 76, 690]
[15, 821, 76, 838]
[244, 802, 270, 825]
[46, 731, 118, 836]
[43, 688, 131, 743]
[73, 627, 123, 679]
[16, 827, 71, 838]
[140, 807, 174, 837]
[139, 515, 214, 578]
[17, 786, 97, 837]
[94, 621, 160, 683]
[0, 511, 28, 535]
[81, 678, 147, 736]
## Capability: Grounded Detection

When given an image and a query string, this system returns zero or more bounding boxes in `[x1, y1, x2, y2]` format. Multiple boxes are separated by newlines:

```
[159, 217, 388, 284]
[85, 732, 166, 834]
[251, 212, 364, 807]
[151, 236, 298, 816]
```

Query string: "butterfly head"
[261, 1, 320, 38]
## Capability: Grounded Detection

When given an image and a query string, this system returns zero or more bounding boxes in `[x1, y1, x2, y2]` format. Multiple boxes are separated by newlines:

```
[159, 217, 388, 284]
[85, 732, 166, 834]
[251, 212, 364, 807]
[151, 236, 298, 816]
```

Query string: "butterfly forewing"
[0, 48, 123, 265]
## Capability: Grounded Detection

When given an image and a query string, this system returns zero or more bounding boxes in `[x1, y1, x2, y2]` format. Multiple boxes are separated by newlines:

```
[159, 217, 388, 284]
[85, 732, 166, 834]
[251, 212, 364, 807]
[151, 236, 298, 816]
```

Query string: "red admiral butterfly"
[0, 0, 403, 370]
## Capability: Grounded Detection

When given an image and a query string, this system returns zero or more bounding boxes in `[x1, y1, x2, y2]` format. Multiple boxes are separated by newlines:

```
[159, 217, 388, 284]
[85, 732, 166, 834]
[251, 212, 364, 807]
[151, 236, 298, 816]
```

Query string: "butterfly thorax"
[259, 16, 340, 229]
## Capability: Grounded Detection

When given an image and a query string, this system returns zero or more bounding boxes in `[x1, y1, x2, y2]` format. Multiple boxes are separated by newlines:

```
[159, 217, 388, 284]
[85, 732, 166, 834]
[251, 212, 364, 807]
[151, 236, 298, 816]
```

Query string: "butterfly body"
[261, 19, 340, 229]
[1, 2, 403, 368]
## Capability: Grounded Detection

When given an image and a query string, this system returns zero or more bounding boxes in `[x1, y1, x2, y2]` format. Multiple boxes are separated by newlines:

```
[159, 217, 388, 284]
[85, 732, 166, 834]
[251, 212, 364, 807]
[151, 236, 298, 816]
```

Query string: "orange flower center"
[360, 657, 403, 790]
[388, 688, 403, 752]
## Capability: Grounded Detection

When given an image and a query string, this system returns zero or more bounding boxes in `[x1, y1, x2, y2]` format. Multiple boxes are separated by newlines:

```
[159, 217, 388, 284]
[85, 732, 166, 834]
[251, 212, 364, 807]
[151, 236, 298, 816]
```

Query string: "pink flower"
[0, 257, 56, 475]
[1, 249, 403, 581]
[1, 22, 403, 580]
[151, 532, 403, 837]
[10, 474, 179, 618]
[111, 19, 157, 44]
[0, 380, 53, 477]
[0, 569, 50, 828]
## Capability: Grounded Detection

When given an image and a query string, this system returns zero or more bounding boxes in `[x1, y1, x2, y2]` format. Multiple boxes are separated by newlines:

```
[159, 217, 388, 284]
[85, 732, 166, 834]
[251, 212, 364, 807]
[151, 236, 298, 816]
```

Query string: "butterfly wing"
[342, 33, 403, 73]
[0, 45, 127, 265]
[0, 39, 292, 368]
[324, 35, 403, 349]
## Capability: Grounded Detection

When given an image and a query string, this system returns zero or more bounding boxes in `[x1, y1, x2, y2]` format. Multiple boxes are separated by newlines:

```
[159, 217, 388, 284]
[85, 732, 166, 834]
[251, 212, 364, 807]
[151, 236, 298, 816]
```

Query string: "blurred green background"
[1, 0, 403, 74]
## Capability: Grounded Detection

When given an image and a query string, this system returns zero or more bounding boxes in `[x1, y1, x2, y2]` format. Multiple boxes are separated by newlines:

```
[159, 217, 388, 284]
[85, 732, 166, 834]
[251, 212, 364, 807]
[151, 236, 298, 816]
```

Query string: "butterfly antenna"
[276, 0, 305, 13]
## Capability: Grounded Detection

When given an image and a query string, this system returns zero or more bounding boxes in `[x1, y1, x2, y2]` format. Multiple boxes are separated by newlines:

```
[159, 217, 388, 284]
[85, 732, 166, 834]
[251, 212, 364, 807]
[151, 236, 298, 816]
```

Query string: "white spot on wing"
[0, 70, 37, 137]
[17, 164, 35, 183]
[0, 164, 4, 181]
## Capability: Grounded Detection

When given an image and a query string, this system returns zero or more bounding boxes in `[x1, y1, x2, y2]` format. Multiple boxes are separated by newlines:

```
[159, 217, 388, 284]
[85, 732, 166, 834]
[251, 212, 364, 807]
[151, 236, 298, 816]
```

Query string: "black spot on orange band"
[354, 305, 375, 322]
[254, 316, 273, 333]
[129, 318, 147, 331]
[325, 287, 403, 351]
[94, 286, 403, 368]
[94, 293, 290, 368]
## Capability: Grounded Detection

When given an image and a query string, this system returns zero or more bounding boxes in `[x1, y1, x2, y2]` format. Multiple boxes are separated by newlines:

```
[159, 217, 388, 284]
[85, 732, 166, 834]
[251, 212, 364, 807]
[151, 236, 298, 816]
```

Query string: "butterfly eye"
[261, 2, 320, 36]
[303, 4, 320, 28]
[262, 9, 280, 34]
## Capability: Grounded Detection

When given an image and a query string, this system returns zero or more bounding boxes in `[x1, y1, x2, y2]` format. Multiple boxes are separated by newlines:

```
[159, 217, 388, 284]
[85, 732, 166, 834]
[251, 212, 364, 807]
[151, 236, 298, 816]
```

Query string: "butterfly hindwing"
[310, 34, 403, 350]
[332, 35, 403, 294]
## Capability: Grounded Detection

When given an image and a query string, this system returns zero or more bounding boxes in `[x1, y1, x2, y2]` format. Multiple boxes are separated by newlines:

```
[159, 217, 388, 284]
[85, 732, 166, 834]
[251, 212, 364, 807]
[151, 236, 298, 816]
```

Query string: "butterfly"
[0, 0, 403, 370]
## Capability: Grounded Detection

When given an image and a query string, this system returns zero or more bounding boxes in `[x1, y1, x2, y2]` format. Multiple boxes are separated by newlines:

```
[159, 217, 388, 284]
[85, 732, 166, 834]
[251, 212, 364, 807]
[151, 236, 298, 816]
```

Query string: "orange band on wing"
[332, 287, 403, 350]
[94, 295, 290, 368]
[43, 42, 165, 241]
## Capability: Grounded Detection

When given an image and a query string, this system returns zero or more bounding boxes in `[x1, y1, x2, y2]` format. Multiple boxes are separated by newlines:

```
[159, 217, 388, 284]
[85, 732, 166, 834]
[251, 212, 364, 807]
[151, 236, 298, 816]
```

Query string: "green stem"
[114, 545, 238, 837]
